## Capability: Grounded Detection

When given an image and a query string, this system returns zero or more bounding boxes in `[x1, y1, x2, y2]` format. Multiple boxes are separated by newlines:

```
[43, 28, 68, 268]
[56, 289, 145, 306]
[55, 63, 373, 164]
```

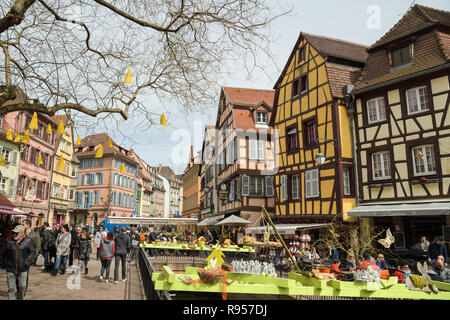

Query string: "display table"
[140, 242, 255, 253]
[151, 266, 450, 300]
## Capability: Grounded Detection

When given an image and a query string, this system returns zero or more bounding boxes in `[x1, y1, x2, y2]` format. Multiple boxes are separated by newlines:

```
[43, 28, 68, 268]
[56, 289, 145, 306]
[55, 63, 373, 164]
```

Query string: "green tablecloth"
[140, 243, 255, 252]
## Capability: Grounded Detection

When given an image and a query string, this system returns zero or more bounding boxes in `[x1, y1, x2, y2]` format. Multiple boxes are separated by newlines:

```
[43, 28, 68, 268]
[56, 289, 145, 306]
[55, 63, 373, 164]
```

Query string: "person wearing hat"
[0, 225, 35, 300]
[52, 225, 72, 276]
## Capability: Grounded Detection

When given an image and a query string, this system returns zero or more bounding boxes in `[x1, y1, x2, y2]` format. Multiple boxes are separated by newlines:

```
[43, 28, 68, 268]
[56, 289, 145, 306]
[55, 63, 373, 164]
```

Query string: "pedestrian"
[77, 230, 92, 275]
[114, 227, 131, 284]
[99, 232, 115, 283]
[40, 222, 54, 270]
[427, 237, 448, 266]
[95, 226, 107, 260]
[375, 253, 392, 270]
[52, 225, 71, 276]
[206, 230, 214, 245]
[68, 223, 79, 266]
[148, 227, 157, 257]
[22, 220, 41, 266]
[0, 225, 35, 300]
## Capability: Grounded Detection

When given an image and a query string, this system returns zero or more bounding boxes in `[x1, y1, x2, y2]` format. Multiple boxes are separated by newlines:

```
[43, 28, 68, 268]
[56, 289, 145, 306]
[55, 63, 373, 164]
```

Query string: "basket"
[317, 267, 331, 273]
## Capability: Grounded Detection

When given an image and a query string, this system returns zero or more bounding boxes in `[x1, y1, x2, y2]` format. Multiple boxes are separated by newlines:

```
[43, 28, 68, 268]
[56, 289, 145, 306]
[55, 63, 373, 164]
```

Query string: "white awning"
[198, 216, 222, 226]
[245, 223, 330, 235]
[348, 202, 450, 217]
[107, 216, 198, 225]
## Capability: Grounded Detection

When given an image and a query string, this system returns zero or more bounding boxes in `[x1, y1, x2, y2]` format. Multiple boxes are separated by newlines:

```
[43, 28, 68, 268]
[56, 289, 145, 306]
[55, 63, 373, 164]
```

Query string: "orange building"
[181, 145, 201, 224]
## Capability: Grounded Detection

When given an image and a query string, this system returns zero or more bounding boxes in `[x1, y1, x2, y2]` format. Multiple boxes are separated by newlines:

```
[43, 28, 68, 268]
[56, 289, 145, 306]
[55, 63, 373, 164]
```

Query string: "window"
[304, 120, 317, 146]
[94, 191, 99, 205]
[265, 176, 273, 197]
[2, 149, 10, 162]
[0, 178, 6, 192]
[372, 151, 391, 179]
[256, 112, 267, 124]
[250, 177, 264, 196]
[71, 167, 76, 177]
[367, 97, 386, 123]
[84, 192, 89, 209]
[292, 79, 299, 97]
[292, 175, 299, 200]
[299, 46, 306, 61]
[305, 169, 319, 198]
[406, 86, 430, 115]
[412, 145, 436, 176]
[249, 140, 264, 160]
[8, 179, 14, 197]
[286, 127, 298, 152]
[229, 181, 234, 201]
[281, 175, 287, 201]
[343, 168, 351, 196]
[69, 189, 74, 201]
[233, 138, 238, 162]
[391, 46, 411, 68]
[300, 75, 308, 94]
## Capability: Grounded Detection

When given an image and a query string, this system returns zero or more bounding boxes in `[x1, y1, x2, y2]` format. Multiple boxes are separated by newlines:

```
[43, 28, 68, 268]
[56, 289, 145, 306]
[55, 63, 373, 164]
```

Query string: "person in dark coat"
[77, 230, 92, 275]
[148, 227, 157, 257]
[68, 224, 80, 266]
[40, 223, 54, 268]
[0, 225, 35, 300]
[114, 227, 131, 283]
[427, 237, 448, 266]
[99, 232, 115, 282]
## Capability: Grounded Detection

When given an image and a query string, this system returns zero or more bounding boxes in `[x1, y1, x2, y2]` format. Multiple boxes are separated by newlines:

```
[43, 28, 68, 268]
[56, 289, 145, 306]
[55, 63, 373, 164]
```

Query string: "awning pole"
[262, 206, 301, 274]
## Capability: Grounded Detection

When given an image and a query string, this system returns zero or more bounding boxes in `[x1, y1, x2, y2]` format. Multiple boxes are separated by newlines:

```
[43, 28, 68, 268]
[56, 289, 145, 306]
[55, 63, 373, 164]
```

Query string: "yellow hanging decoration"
[124, 69, 132, 84]
[160, 113, 168, 126]
[58, 156, 64, 173]
[95, 144, 103, 158]
[75, 135, 81, 145]
[0, 154, 5, 166]
[6, 128, 13, 141]
[57, 120, 65, 135]
[21, 130, 30, 144]
[37, 153, 43, 165]
[14, 134, 21, 143]
[29, 112, 38, 130]
[120, 162, 126, 174]
[46, 123, 53, 135]
[107, 137, 113, 148]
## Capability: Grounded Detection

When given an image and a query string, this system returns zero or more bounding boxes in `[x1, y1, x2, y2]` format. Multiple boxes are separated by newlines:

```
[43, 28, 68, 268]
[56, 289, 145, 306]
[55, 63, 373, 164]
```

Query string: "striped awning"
[348, 202, 450, 217]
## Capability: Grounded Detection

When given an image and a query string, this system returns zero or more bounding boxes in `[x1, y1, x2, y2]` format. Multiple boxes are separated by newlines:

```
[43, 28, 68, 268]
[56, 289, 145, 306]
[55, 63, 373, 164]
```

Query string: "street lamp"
[314, 138, 336, 165]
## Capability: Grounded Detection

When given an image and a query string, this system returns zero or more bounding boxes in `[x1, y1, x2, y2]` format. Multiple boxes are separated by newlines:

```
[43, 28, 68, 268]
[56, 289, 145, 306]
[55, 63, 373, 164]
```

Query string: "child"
[77, 231, 92, 275]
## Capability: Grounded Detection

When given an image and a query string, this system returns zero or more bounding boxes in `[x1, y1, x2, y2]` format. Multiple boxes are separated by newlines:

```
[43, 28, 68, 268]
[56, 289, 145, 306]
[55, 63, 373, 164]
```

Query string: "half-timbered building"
[348, 4, 450, 248]
[215, 87, 276, 226]
[270, 32, 368, 224]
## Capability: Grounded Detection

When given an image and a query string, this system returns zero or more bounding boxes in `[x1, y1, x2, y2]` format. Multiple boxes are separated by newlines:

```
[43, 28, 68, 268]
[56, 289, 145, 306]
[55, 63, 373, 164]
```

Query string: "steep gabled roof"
[222, 87, 275, 107]
[75, 133, 137, 163]
[369, 4, 450, 51]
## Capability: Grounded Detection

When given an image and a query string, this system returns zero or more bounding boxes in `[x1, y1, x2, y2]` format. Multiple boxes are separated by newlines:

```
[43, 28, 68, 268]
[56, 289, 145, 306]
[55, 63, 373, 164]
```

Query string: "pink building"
[74, 133, 140, 226]
[2, 106, 57, 225]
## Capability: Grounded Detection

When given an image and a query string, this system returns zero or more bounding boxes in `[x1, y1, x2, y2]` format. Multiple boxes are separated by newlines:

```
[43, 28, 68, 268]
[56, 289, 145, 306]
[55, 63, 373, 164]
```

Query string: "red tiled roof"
[222, 87, 275, 107]
[325, 63, 363, 98]
[233, 108, 273, 132]
[369, 4, 450, 51]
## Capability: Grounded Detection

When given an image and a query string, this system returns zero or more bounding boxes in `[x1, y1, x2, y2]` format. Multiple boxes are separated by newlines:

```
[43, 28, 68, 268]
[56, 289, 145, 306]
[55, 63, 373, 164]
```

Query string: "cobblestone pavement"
[0, 252, 144, 300]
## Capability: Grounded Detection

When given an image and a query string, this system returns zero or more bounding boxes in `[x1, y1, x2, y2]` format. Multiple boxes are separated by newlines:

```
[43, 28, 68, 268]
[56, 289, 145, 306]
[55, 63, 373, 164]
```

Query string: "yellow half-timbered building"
[270, 32, 367, 224]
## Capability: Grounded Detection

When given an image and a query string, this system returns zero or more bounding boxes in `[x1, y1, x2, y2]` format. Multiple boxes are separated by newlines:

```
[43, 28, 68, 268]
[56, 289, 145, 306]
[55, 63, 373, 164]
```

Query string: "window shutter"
[100, 173, 103, 185]
[8, 179, 14, 197]
[93, 159, 97, 168]
[258, 141, 265, 160]
[12, 151, 17, 165]
[81, 174, 85, 186]
[281, 175, 287, 201]
[100, 158, 104, 168]
[77, 174, 80, 186]
[265, 176, 273, 197]
[229, 181, 234, 201]
[95, 191, 99, 205]
[249, 140, 257, 160]
[88, 191, 93, 208]
[242, 176, 250, 196]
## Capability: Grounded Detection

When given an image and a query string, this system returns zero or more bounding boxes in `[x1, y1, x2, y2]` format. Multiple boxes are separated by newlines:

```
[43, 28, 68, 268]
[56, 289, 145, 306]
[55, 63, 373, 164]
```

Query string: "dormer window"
[256, 112, 267, 124]
[391, 45, 411, 69]
[298, 46, 306, 61]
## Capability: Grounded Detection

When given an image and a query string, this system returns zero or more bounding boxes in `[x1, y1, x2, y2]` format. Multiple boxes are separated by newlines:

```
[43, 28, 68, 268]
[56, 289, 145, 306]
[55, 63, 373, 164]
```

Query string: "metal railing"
[138, 247, 172, 300]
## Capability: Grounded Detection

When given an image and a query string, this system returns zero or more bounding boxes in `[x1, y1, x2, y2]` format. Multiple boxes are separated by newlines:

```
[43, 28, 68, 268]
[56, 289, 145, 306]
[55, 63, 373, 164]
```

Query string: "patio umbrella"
[215, 214, 251, 226]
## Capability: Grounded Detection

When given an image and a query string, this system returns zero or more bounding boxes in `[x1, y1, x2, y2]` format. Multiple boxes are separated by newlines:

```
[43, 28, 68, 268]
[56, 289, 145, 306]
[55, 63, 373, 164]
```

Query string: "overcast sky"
[86, 0, 450, 175]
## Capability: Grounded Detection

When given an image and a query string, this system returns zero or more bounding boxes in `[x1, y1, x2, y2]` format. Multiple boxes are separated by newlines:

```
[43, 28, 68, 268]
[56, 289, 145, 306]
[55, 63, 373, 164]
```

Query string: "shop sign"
[218, 184, 228, 199]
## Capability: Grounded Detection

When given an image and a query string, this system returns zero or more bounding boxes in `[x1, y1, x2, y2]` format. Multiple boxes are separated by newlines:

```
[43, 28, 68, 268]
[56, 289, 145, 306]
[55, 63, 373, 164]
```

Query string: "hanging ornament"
[46, 123, 53, 135]
[120, 162, 126, 174]
[57, 120, 65, 135]
[160, 113, 168, 126]
[75, 135, 81, 145]
[37, 152, 43, 165]
[95, 144, 103, 158]
[0, 154, 5, 166]
[14, 134, 21, 143]
[58, 156, 64, 173]
[21, 130, 30, 144]
[124, 69, 132, 84]
[6, 128, 13, 141]
[29, 112, 38, 130]
[416, 151, 424, 160]
[107, 137, 113, 148]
